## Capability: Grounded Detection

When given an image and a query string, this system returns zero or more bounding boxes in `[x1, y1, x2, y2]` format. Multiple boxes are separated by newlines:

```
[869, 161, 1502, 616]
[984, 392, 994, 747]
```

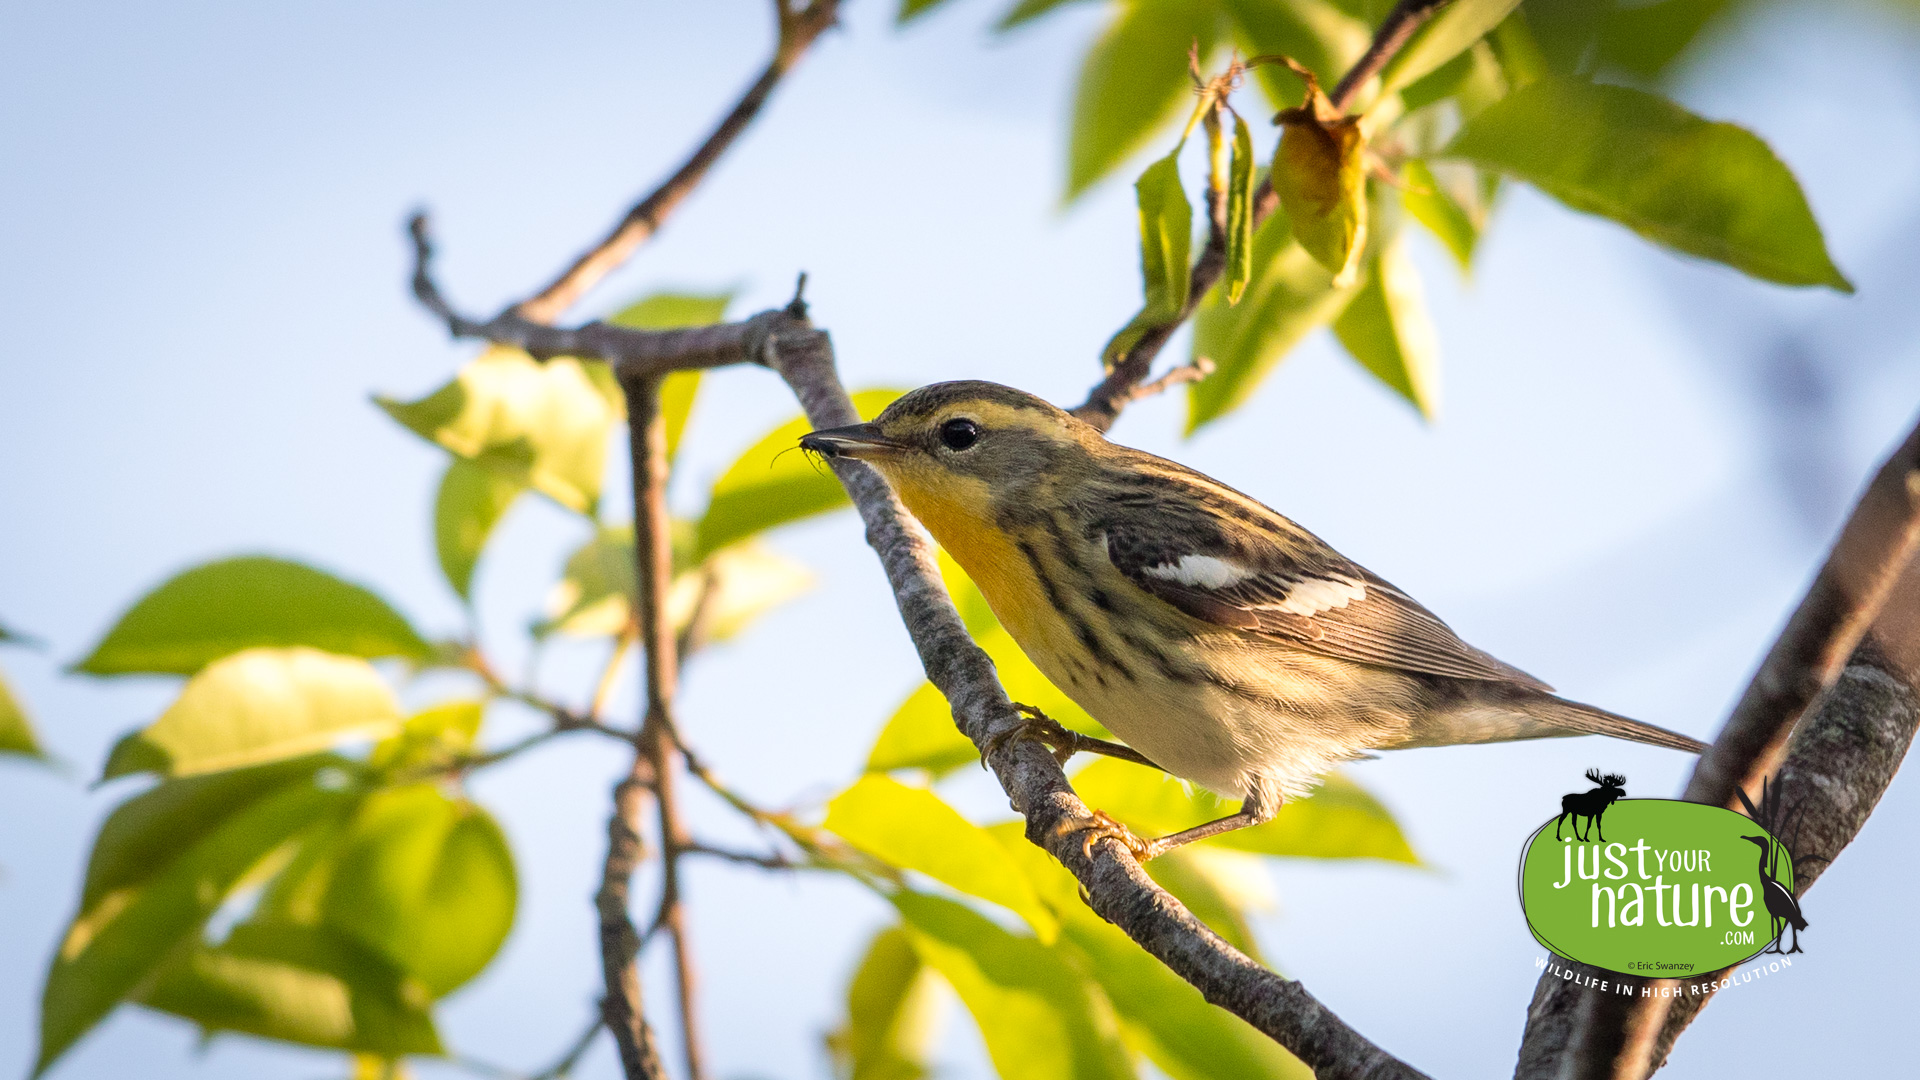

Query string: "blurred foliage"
[22, 0, 1884, 1076]
[1, 619, 47, 761]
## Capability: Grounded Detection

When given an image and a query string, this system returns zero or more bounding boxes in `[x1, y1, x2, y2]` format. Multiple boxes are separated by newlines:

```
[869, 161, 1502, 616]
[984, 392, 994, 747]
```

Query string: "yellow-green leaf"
[1224, 115, 1255, 304]
[866, 682, 979, 777]
[827, 776, 1058, 942]
[369, 700, 485, 775]
[322, 785, 517, 997]
[540, 525, 811, 642]
[607, 292, 732, 461]
[696, 389, 903, 559]
[376, 346, 619, 513]
[1333, 237, 1442, 418]
[893, 892, 1132, 1080]
[1399, 159, 1481, 271]
[826, 925, 945, 1080]
[1070, 757, 1419, 863]
[1188, 215, 1364, 432]
[1067, 0, 1222, 201]
[76, 556, 432, 676]
[37, 770, 352, 1076]
[1377, 0, 1522, 98]
[1136, 146, 1193, 319]
[103, 648, 402, 780]
[1444, 75, 1851, 291]
[434, 458, 526, 602]
[1, 663, 45, 760]
[1145, 847, 1273, 963]
[1272, 86, 1367, 282]
[139, 921, 441, 1056]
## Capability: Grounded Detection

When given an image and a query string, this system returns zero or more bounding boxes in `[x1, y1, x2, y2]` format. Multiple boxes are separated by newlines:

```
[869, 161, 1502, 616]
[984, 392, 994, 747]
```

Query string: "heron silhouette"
[1741, 834, 1807, 953]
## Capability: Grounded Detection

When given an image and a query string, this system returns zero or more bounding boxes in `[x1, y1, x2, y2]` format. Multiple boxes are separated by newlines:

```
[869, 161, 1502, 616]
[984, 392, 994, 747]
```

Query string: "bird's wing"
[1100, 494, 1552, 691]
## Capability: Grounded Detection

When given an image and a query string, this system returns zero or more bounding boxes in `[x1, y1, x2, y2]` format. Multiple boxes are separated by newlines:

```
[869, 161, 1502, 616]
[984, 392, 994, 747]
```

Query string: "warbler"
[800, 381, 1706, 859]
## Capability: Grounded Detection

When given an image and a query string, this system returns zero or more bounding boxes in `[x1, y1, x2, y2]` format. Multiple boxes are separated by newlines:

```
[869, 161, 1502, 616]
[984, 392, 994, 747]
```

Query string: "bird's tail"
[1531, 697, 1709, 754]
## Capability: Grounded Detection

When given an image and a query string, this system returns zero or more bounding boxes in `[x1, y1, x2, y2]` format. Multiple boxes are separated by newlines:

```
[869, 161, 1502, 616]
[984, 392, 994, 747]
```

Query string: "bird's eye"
[939, 418, 980, 451]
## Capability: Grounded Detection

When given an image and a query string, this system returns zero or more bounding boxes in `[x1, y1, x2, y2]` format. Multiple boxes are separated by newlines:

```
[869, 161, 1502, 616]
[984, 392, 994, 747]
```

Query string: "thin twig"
[595, 754, 666, 1080]
[514, 0, 840, 323]
[1328, 0, 1452, 112]
[683, 841, 796, 871]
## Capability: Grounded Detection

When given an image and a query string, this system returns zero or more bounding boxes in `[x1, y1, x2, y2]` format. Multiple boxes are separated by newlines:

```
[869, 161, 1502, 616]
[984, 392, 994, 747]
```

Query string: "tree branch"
[512, 0, 840, 323]
[1513, 415, 1920, 1079]
[594, 754, 666, 1080]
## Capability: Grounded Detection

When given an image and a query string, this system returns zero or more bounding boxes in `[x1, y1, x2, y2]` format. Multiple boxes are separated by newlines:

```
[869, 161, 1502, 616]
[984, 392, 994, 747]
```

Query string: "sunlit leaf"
[996, 0, 1085, 31]
[376, 346, 619, 513]
[37, 769, 352, 1076]
[1223, 0, 1369, 110]
[1224, 115, 1255, 304]
[75, 556, 432, 676]
[1144, 847, 1273, 962]
[893, 892, 1132, 1080]
[828, 776, 1059, 942]
[1070, 757, 1419, 863]
[1188, 215, 1363, 432]
[897, 0, 953, 22]
[1067, 0, 1221, 200]
[369, 700, 485, 775]
[1445, 75, 1851, 290]
[826, 925, 945, 1080]
[1333, 237, 1442, 418]
[540, 526, 812, 642]
[434, 458, 526, 603]
[1059, 907, 1310, 1080]
[1400, 159, 1481, 270]
[696, 389, 903, 559]
[866, 683, 978, 777]
[322, 785, 517, 997]
[1272, 67, 1367, 282]
[607, 291, 732, 460]
[139, 921, 441, 1056]
[1378, 0, 1522, 98]
[102, 648, 401, 780]
[1, 664, 45, 760]
[1487, 8, 1549, 87]
[1138, 147, 1194, 318]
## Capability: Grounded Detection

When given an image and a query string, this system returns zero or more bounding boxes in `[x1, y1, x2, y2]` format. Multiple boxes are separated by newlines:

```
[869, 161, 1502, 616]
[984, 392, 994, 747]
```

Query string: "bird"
[1741, 834, 1807, 954]
[799, 380, 1707, 860]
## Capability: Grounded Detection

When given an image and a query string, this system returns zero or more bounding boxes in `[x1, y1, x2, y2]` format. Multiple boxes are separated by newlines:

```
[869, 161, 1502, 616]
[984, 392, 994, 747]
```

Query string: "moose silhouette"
[1555, 769, 1626, 842]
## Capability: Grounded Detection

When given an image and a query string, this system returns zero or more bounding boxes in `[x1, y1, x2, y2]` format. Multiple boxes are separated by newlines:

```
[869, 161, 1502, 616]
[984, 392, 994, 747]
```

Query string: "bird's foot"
[984, 704, 1081, 767]
[1060, 809, 1157, 862]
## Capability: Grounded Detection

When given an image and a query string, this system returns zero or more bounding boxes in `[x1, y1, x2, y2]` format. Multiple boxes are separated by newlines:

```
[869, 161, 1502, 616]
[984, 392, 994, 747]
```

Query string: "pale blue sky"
[4, 2, 1919, 1078]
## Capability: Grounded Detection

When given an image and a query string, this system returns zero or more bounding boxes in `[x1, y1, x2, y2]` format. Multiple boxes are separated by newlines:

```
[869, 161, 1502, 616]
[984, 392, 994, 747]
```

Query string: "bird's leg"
[984, 703, 1162, 771]
[1069, 786, 1279, 863]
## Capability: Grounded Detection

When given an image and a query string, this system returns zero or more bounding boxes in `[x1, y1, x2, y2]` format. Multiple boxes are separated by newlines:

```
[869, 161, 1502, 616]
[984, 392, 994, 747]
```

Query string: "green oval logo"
[1519, 798, 1801, 977]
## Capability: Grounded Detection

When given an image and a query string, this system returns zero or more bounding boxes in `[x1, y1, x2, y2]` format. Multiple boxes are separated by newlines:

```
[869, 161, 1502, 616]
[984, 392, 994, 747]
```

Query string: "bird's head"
[798, 380, 1100, 527]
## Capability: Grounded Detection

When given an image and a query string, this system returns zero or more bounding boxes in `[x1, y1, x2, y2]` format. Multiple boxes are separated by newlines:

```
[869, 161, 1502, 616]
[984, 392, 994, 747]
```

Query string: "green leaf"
[996, 0, 1086, 31]
[1143, 847, 1273, 962]
[1597, 0, 1734, 79]
[606, 292, 731, 460]
[369, 700, 486, 775]
[139, 921, 441, 1056]
[103, 647, 402, 780]
[893, 892, 1133, 1080]
[38, 769, 352, 1076]
[1188, 216, 1364, 432]
[376, 346, 620, 513]
[1399, 159, 1481, 271]
[434, 458, 527, 602]
[696, 389, 904, 559]
[1067, 0, 1221, 200]
[827, 925, 944, 1080]
[866, 683, 979, 777]
[1069, 757, 1419, 863]
[1333, 237, 1442, 418]
[76, 556, 432, 676]
[1272, 90, 1367, 281]
[1058, 909, 1309, 1080]
[1378, 0, 1522, 98]
[1444, 75, 1851, 291]
[1137, 147, 1194, 319]
[897, 0, 952, 22]
[1, 664, 46, 759]
[827, 776, 1059, 943]
[1224, 116, 1255, 304]
[540, 525, 812, 642]
[1222, 0, 1369, 110]
[322, 784, 517, 997]
[659, 371, 701, 461]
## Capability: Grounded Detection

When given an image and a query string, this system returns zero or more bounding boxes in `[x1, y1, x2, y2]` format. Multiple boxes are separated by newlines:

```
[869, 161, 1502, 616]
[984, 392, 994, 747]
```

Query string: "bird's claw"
[1062, 809, 1158, 862]
[983, 703, 1079, 766]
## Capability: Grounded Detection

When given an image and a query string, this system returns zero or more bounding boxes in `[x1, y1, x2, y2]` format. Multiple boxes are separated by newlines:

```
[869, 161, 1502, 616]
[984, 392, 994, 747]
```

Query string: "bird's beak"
[799, 423, 908, 460]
